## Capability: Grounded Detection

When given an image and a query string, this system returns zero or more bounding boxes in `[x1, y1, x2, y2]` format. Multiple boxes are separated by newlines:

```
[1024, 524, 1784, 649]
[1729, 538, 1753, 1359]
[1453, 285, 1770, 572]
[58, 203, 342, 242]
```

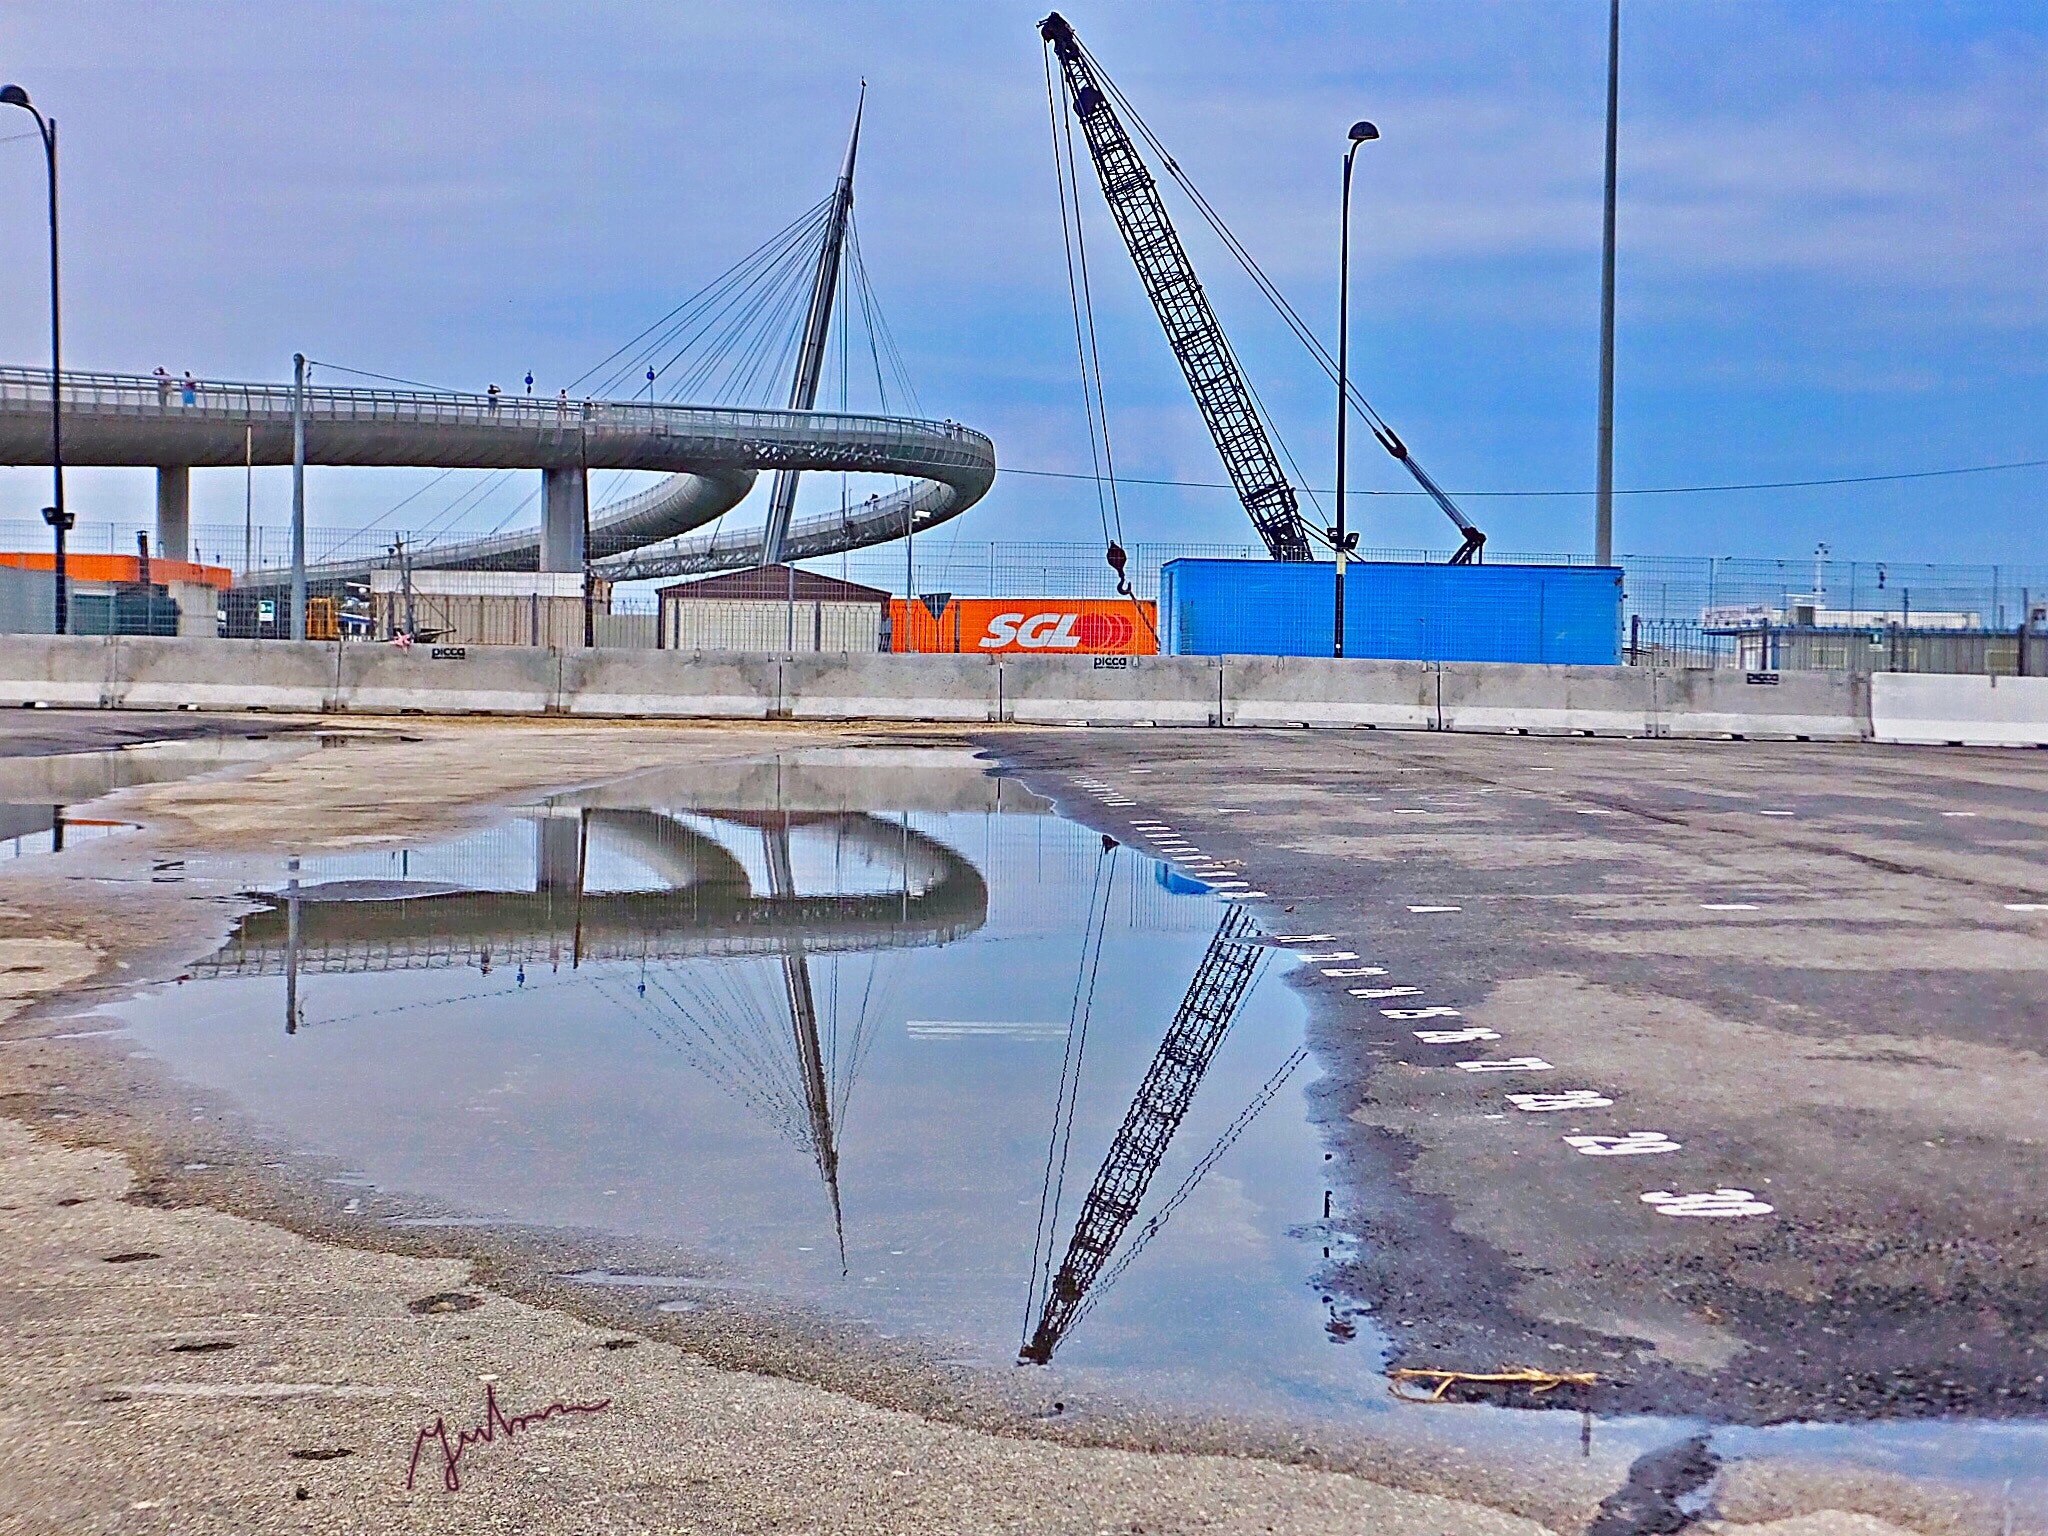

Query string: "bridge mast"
[759, 88, 864, 568]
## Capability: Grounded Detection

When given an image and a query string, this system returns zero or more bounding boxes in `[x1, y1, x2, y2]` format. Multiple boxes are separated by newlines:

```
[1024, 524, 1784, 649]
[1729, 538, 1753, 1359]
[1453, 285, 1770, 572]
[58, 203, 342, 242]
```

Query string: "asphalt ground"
[983, 729, 2048, 1426]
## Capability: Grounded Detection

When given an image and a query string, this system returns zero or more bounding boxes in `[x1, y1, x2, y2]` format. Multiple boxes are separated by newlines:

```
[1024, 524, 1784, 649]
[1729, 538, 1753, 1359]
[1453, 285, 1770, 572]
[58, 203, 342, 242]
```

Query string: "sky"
[0, 1, 2042, 567]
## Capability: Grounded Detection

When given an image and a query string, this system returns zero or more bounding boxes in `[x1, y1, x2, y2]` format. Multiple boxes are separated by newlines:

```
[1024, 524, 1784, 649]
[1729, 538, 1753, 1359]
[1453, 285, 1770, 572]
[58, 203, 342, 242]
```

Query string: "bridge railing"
[0, 366, 992, 465]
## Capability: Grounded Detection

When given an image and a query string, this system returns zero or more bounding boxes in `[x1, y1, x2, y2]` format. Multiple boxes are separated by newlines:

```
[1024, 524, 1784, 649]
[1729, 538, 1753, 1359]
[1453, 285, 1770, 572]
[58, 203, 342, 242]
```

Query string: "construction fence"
[4, 524, 2043, 674]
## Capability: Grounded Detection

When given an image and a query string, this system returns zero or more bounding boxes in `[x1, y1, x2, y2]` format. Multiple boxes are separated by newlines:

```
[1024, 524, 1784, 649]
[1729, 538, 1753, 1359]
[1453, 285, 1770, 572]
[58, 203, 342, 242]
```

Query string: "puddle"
[100, 748, 2048, 1515]
[0, 803, 138, 859]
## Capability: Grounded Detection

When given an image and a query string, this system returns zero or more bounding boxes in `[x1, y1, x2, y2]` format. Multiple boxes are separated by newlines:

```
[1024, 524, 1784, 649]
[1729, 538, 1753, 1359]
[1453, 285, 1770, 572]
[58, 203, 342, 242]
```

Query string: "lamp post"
[1594, 0, 1620, 566]
[1, 84, 71, 634]
[1332, 119, 1378, 659]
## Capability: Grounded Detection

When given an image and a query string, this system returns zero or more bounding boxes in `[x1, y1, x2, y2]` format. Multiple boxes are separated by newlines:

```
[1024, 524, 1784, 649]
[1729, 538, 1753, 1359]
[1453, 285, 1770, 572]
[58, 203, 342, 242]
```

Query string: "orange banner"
[891, 597, 1157, 655]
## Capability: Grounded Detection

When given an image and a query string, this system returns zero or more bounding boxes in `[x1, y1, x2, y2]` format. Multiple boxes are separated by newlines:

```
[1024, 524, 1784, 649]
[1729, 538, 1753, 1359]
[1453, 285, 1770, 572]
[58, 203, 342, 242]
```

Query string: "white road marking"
[1509, 1091, 1612, 1111]
[1392, 809, 1432, 815]
[1701, 903, 1760, 911]
[1758, 810, 1795, 817]
[1323, 966, 1390, 978]
[1296, 951, 1359, 962]
[1574, 808, 1614, 816]
[1456, 1057, 1554, 1073]
[1640, 1189, 1774, 1218]
[1351, 985, 1422, 998]
[1383, 1006, 1463, 1019]
[1218, 891, 1269, 900]
[1408, 905, 1462, 913]
[1273, 934, 1336, 943]
[2004, 903, 2047, 912]
[1414, 1028, 1500, 1043]
[1564, 1132, 1680, 1156]
[1941, 811, 1977, 818]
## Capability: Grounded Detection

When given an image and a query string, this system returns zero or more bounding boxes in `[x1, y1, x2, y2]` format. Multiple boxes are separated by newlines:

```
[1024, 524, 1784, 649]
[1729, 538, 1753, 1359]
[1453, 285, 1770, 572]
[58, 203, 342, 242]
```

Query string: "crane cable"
[1076, 37, 1460, 531]
[1020, 835, 1120, 1353]
[1068, 1035, 1302, 1338]
[1044, 44, 1135, 598]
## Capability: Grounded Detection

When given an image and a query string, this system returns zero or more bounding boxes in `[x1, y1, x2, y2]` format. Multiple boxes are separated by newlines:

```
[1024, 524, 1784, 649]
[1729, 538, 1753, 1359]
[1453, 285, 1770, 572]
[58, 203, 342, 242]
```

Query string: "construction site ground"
[0, 710, 2039, 1536]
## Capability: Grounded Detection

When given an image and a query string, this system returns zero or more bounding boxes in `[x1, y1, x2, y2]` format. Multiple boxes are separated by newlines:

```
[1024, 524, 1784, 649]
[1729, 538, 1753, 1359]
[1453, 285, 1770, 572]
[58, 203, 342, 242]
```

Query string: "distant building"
[368, 569, 607, 648]
[656, 565, 889, 653]
[0, 552, 229, 637]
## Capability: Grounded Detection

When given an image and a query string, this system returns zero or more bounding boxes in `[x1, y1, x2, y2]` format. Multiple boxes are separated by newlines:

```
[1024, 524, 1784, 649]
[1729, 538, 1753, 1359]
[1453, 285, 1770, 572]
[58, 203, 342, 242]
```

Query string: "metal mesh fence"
[6, 523, 2044, 669]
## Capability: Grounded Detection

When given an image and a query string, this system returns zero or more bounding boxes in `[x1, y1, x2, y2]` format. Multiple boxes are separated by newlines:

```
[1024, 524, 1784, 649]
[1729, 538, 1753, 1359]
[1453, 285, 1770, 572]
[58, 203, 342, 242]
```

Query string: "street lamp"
[1332, 119, 1378, 659]
[1, 83, 70, 634]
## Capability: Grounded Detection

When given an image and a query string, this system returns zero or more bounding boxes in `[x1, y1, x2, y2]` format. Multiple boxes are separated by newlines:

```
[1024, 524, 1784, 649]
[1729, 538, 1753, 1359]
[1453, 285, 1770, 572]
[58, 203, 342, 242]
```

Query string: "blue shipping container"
[1159, 559, 1623, 665]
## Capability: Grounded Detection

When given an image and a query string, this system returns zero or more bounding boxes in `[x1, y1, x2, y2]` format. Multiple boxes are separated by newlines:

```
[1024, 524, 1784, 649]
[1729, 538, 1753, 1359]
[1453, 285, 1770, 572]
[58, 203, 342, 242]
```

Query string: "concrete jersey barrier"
[17, 634, 2045, 748]
[1871, 673, 2048, 748]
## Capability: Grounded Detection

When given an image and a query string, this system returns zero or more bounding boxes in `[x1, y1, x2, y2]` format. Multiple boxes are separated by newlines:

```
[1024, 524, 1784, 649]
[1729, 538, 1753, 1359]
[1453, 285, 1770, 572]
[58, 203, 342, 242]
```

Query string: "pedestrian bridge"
[0, 366, 996, 585]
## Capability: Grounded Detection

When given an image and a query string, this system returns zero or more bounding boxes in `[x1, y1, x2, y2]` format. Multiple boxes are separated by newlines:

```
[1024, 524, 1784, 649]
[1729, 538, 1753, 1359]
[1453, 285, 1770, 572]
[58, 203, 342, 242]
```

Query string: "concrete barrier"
[116, 635, 336, 712]
[1001, 655, 1219, 725]
[1871, 673, 2048, 747]
[1650, 667, 1867, 742]
[338, 643, 556, 714]
[558, 648, 776, 719]
[0, 633, 117, 708]
[6, 635, 2011, 752]
[1437, 662, 1654, 736]
[787, 652, 998, 723]
[1222, 655, 1437, 728]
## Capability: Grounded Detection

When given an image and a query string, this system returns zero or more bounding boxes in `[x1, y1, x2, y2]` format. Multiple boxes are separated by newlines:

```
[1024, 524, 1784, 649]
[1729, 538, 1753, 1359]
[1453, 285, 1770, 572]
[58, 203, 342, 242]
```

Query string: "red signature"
[405, 1380, 612, 1491]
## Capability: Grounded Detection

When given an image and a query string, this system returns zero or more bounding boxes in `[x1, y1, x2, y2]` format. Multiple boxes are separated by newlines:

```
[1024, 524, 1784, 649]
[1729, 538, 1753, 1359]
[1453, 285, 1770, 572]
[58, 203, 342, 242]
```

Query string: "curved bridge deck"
[0, 367, 995, 583]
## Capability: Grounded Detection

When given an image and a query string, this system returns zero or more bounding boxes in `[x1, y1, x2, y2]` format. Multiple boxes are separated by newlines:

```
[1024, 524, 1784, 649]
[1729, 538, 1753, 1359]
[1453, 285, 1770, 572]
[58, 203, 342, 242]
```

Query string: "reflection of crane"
[1039, 12, 1486, 565]
[1020, 903, 1267, 1364]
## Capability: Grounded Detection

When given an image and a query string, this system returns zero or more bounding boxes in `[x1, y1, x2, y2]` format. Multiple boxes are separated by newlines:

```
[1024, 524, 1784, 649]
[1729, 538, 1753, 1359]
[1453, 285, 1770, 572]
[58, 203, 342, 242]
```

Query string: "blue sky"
[0, 1, 2041, 565]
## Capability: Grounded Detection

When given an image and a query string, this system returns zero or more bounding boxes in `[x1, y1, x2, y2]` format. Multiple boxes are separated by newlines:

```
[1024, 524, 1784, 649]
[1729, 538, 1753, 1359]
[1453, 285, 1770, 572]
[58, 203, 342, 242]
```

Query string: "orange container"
[0, 552, 234, 589]
[890, 597, 1157, 655]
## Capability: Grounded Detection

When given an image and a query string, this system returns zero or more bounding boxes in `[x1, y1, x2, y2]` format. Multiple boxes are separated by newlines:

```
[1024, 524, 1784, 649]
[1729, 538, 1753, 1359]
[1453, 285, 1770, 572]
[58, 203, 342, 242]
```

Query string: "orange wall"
[0, 552, 234, 589]
[891, 597, 1158, 655]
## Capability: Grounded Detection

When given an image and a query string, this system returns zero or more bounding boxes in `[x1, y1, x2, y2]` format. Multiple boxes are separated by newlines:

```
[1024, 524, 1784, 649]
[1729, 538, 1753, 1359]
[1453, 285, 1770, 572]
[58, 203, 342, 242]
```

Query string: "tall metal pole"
[242, 425, 254, 575]
[290, 353, 308, 639]
[580, 414, 594, 649]
[1594, 0, 1621, 566]
[1334, 122, 1377, 659]
[3, 87, 70, 633]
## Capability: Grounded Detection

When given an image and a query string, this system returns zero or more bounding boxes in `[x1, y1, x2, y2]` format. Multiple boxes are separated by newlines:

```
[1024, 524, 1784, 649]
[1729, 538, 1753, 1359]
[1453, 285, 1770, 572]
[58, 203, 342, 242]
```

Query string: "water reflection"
[1021, 901, 1277, 1363]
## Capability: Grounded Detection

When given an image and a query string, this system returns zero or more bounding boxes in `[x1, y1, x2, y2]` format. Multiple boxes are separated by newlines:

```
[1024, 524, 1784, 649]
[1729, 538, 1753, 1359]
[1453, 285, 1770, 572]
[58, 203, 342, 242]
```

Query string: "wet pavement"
[16, 727, 2047, 1528]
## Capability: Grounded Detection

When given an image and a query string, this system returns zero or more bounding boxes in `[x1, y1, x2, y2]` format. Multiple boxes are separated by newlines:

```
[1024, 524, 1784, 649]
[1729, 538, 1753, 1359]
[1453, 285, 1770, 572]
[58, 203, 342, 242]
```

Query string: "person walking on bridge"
[180, 371, 196, 406]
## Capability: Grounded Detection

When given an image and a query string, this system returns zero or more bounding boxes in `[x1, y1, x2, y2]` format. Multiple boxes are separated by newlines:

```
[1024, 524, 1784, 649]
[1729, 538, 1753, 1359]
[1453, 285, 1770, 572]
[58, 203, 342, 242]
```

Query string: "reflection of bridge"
[0, 367, 995, 585]
[191, 809, 987, 977]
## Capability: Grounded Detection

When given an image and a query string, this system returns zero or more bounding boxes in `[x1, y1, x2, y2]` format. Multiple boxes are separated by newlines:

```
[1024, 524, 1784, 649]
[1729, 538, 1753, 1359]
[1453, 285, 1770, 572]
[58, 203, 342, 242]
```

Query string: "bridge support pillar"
[541, 467, 586, 572]
[155, 467, 190, 564]
[534, 813, 583, 892]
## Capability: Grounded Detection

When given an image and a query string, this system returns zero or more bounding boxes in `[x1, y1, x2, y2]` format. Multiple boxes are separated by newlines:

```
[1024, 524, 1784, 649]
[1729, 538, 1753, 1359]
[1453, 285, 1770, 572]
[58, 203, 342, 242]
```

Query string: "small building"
[369, 569, 607, 647]
[656, 565, 889, 653]
[0, 552, 230, 638]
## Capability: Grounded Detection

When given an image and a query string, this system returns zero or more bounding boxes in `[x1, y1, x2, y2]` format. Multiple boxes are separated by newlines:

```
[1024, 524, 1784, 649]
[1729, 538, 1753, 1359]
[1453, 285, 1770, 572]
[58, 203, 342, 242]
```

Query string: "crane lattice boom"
[1021, 904, 1266, 1363]
[1041, 13, 1312, 563]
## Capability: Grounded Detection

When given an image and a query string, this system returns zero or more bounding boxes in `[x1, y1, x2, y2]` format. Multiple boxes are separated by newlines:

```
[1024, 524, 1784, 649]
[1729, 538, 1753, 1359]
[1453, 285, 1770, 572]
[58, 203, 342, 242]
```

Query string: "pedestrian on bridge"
[180, 371, 196, 406]
[487, 383, 501, 411]
[153, 366, 170, 404]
